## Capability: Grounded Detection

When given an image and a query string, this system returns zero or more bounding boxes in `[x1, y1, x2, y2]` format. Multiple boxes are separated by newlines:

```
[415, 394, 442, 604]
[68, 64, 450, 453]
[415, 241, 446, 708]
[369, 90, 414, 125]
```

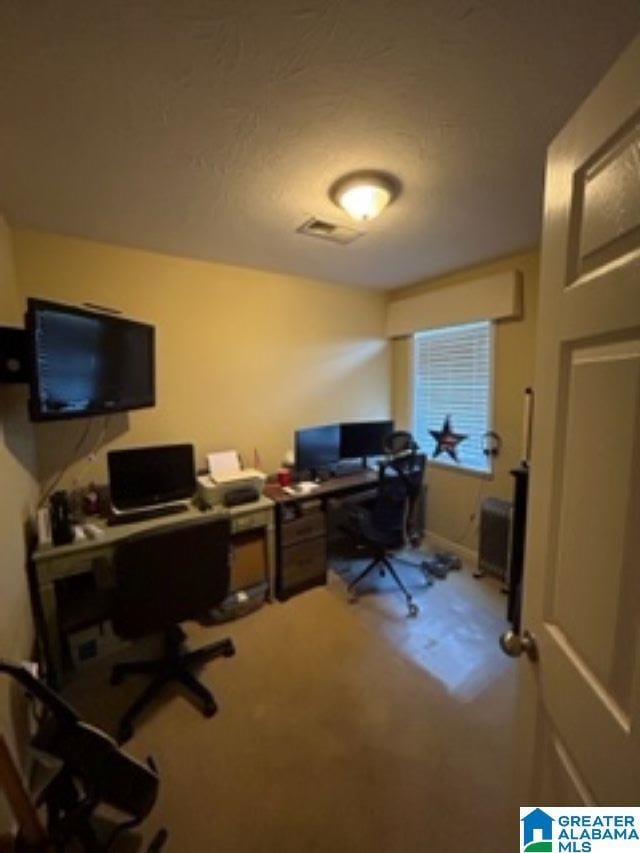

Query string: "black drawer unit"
[264, 470, 381, 602]
[277, 501, 327, 600]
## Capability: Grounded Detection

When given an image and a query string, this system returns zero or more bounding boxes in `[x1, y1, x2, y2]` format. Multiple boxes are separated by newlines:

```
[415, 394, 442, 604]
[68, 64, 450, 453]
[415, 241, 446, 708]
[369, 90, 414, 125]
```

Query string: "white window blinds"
[413, 321, 492, 473]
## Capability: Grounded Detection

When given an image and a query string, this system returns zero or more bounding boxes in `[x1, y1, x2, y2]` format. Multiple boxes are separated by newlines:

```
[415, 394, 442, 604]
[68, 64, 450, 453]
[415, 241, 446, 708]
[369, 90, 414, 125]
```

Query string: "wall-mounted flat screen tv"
[27, 299, 155, 421]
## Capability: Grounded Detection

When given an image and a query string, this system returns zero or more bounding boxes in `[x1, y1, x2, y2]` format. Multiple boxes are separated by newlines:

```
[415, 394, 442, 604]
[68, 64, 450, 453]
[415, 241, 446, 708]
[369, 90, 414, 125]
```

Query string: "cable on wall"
[38, 416, 109, 507]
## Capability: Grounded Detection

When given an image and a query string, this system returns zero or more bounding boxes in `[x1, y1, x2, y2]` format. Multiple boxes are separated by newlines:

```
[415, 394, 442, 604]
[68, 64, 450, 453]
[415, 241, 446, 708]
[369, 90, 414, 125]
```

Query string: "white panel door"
[517, 34, 640, 806]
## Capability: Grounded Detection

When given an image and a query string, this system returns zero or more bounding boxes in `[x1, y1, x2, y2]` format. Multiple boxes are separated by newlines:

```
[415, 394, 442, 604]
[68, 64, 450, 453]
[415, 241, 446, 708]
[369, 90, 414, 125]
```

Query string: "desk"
[265, 470, 379, 600]
[31, 496, 275, 686]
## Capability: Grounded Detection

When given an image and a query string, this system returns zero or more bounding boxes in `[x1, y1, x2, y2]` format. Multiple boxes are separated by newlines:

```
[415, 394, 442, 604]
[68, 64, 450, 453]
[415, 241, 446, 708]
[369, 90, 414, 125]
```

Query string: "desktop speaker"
[50, 490, 74, 546]
[0, 326, 29, 383]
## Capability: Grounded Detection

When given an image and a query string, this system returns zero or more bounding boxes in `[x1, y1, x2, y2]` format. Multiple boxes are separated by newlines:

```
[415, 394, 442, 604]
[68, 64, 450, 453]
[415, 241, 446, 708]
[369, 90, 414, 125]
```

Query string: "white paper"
[207, 450, 241, 481]
[283, 482, 319, 496]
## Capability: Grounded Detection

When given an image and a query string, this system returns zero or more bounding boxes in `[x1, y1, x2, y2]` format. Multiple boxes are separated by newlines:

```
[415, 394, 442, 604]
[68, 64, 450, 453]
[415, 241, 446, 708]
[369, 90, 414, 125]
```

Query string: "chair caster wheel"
[118, 722, 134, 744]
[407, 603, 419, 618]
[223, 642, 235, 658]
[203, 701, 218, 718]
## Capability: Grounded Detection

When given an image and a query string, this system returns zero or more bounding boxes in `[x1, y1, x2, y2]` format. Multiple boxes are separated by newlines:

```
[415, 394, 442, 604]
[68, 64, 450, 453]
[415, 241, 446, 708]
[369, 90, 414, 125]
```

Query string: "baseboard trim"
[425, 530, 478, 568]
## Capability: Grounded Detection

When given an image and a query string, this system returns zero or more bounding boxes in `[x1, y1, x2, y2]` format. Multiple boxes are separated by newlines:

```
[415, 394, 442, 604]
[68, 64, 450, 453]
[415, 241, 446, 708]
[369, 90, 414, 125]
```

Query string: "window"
[413, 321, 493, 474]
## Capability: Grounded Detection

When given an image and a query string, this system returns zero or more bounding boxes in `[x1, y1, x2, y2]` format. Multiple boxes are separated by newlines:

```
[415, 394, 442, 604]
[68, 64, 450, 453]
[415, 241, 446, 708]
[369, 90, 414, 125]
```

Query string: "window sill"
[427, 458, 494, 480]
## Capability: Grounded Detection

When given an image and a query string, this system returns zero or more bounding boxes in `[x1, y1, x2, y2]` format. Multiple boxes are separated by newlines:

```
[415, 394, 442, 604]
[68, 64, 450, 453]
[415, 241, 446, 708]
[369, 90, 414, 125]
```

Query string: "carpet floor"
[63, 557, 518, 852]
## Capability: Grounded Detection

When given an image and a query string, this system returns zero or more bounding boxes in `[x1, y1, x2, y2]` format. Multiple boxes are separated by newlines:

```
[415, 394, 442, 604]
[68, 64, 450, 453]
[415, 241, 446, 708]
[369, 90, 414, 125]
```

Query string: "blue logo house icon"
[522, 808, 554, 852]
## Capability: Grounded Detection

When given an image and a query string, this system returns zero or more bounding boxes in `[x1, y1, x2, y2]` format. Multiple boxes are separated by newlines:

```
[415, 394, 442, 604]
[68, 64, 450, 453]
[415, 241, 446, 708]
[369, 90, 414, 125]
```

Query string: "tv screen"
[27, 299, 155, 421]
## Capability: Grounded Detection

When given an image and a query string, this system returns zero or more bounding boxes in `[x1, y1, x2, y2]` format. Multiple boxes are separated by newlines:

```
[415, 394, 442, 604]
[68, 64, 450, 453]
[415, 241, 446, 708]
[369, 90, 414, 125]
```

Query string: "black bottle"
[50, 491, 74, 546]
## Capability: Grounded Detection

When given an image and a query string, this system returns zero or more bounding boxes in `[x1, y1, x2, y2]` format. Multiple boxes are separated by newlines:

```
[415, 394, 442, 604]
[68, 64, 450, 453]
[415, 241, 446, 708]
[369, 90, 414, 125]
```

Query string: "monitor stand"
[332, 459, 366, 478]
[310, 467, 332, 483]
[108, 500, 190, 527]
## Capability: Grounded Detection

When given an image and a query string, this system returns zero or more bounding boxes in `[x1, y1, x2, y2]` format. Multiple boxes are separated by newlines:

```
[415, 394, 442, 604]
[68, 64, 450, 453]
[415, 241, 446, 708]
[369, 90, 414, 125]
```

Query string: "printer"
[197, 450, 266, 508]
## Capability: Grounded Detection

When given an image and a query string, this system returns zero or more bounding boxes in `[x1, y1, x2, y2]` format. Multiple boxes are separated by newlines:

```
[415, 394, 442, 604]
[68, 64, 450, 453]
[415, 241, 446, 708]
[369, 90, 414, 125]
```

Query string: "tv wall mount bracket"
[0, 325, 29, 384]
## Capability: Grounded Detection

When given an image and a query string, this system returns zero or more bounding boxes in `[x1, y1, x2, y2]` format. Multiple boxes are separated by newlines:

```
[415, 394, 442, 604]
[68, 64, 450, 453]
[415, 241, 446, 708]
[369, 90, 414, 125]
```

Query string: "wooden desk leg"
[266, 519, 277, 602]
[39, 582, 63, 688]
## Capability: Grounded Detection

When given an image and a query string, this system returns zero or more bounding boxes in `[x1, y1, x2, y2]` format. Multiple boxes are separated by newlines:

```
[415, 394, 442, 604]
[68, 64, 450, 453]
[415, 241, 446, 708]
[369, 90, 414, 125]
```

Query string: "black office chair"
[0, 659, 166, 850]
[110, 516, 235, 743]
[383, 429, 418, 458]
[345, 451, 427, 617]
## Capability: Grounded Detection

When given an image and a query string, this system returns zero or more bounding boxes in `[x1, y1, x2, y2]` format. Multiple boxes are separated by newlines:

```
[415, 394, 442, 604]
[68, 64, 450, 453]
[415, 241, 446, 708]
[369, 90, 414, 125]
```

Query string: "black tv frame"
[26, 298, 156, 422]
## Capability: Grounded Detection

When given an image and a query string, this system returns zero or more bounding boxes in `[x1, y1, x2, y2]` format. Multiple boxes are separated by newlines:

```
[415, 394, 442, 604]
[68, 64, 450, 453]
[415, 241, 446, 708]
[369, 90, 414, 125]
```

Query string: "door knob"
[499, 629, 538, 661]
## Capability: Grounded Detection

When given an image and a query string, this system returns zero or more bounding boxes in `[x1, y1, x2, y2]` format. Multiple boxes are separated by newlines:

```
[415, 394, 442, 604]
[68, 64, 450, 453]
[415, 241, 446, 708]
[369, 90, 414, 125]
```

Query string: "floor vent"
[296, 217, 362, 245]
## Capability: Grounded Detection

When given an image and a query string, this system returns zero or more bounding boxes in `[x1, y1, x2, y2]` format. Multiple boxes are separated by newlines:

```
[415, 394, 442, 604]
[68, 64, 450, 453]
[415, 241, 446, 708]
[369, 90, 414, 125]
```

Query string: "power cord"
[69, 415, 109, 491]
[38, 416, 109, 508]
[450, 476, 487, 547]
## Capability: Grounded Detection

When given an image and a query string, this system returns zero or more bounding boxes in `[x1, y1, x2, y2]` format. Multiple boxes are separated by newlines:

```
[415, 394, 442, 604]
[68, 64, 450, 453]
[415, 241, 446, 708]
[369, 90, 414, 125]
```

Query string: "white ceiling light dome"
[330, 171, 400, 222]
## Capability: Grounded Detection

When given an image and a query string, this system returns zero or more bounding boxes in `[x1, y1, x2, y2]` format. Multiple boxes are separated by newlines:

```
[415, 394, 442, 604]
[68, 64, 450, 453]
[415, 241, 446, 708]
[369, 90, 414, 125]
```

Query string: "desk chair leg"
[183, 638, 235, 668]
[384, 559, 419, 617]
[347, 557, 380, 601]
[112, 633, 236, 744]
[347, 556, 419, 617]
[178, 671, 217, 717]
[118, 676, 169, 744]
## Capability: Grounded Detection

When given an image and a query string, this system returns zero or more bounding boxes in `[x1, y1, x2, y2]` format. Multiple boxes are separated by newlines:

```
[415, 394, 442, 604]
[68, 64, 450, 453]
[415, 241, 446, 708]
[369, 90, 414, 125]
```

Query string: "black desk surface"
[264, 469, 379, 505]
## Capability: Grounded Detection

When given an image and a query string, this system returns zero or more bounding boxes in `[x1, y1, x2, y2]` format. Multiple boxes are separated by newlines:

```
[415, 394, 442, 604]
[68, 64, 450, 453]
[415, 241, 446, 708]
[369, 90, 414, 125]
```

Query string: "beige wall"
[0, 217, 38, 833]
[389, 250, 539, 553]
[12, 229, 390, 491]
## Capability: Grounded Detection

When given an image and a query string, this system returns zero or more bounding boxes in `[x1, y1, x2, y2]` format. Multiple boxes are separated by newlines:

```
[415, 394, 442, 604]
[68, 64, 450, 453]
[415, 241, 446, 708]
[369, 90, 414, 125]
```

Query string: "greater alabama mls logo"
[521, 808, 553, 852]
[520, 807, 640, 852]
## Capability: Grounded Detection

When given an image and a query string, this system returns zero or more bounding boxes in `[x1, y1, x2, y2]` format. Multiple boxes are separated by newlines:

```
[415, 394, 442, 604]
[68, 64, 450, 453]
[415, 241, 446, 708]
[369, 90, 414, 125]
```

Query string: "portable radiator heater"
[476, 497, 513, 583]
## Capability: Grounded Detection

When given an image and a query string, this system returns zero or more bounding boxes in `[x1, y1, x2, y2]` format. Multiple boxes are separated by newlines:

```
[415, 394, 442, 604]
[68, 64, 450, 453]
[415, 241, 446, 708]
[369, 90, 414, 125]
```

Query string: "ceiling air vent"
[296, 217, 362, 245]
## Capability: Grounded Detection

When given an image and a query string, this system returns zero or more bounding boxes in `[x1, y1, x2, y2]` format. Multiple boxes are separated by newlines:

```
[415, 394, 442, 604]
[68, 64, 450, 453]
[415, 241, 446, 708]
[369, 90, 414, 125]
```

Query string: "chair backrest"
[382, 430, 419, 458]
[112, 515, 231, 639]
[371, 452, 426, 542]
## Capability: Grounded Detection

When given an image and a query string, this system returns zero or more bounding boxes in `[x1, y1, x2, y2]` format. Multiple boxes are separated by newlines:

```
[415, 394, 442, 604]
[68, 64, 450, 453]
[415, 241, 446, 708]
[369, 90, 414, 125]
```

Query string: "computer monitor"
[340, 420, 395, 461]
[294, 424, 341, 478]
[108, 443, 196, 512]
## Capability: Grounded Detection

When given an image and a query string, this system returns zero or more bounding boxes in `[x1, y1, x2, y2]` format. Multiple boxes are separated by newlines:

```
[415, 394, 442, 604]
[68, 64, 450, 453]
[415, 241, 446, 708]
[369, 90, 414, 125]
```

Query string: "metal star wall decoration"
[429, 416, 467, 462]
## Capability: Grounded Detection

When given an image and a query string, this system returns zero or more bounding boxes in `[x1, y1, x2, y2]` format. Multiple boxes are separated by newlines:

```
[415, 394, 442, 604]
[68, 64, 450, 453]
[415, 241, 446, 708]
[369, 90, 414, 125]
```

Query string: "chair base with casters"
[111, 625, 235, 743]
[348, 553, 421, 617]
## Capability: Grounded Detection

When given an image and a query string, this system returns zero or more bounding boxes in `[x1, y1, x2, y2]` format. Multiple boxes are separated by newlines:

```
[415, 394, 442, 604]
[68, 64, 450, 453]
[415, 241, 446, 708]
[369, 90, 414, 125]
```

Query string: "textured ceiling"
[0, 1, 638, 289]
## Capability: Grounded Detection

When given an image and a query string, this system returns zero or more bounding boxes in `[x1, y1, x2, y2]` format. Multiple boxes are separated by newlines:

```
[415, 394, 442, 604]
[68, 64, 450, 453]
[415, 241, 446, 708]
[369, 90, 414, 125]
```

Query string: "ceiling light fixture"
[330, 171, 399, 222]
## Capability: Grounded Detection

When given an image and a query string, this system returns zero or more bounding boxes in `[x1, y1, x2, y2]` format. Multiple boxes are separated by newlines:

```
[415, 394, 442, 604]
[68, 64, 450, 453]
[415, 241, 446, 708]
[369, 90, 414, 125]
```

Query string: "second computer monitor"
[340, 420, 395, 460]
[294, 424, 341, 477]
